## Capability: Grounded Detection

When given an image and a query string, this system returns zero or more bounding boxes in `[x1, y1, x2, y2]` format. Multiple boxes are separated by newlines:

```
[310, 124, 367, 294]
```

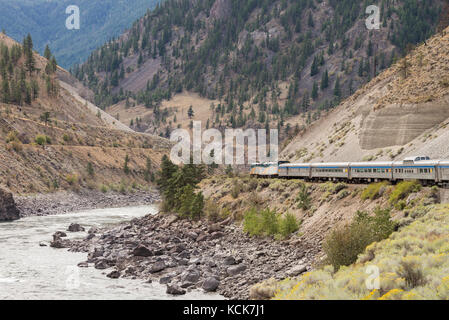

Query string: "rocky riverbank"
[16, 189, 160, 217]
[65, 213, 320, 300]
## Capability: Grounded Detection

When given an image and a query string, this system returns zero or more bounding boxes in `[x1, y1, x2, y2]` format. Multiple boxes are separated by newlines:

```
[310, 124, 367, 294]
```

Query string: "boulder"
[223, 256, 236, 265]
[202, 277, 220, 292]
[132, 245, 153, 257]
[182, 269, 200, 283]
[53, 231, 67, 238]
[166, 284, 186, 295]
[67, 223, 85, 232]
[107, 270, 121, 279]
[227, 264, 247, 276]
[150, 261, 166, 273]
[287, 264, 307, 277]
[0, 188, 20, 221]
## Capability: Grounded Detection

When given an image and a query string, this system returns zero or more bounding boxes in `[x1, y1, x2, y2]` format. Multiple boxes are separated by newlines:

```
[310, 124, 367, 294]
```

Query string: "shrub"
[323, 208, 395, 270]
[398, 258, 426, 289]
[86, 162, 94, 177]
[361, 181, 389, 200]
[279, 213, 301, 238]
[123, 154, 130, 174]
[243, 208, 300, 239]
[100, 184, 108, 193]
[204, 199, 222, 222]
[296, 184, 311, 210]
[389, 181, 421, 204]
[231, 180, 241, 199]
[35, 135, 51, 146]
[66, 174, 78, 185]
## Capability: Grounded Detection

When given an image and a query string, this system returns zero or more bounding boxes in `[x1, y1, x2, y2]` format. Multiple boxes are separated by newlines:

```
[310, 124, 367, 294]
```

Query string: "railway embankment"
[65, 176, 443, 299]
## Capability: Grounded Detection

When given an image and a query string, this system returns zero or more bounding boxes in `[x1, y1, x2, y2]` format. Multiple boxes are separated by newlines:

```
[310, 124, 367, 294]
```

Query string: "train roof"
[392, 160, 440, 166]
[280, 163, 311, 167]
[311, 162, 350, 167]
[349, 161, 393, 167]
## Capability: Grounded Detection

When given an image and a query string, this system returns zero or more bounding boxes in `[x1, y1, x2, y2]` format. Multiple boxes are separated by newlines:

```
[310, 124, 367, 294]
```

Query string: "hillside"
[266, 204, 449, 300]
[282, 25, 449, 162]
[73, 0, 443, 138]
[0, 33, 171, 195]
[0, 0, 160, 68]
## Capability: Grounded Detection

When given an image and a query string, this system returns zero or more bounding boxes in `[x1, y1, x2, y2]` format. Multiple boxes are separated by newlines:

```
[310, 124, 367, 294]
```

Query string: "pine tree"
[187, 105, 194, 119]
[321, 70, 329, 90]
[334, 77, 341, 98]
[44, 45, 51, 60]
[311, 82, 318, 100]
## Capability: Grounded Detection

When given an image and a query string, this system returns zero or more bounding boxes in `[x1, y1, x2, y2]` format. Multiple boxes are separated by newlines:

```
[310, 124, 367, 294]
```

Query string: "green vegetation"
[296, 184, 311, 210]
[0, 0, 160, 68]
[361, 181, 389, 200]
[243, 208, 300, 239]
[1, 35, 41, 105]
[73, 0, 441, 136]
[389, 180, 422, 204]
[273, 205, 449, 300]
[157, 155, 205, 220]
[323, 208, 395, 271]
[34, 135, 51, 146]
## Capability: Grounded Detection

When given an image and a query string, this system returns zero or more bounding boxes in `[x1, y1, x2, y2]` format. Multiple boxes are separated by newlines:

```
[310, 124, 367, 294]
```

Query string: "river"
[0, 205, 222, 300]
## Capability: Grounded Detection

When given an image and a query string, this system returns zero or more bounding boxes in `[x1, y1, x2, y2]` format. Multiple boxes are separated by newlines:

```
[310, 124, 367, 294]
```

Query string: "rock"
[88, 227, 99, 234]
[197, 234, 208, 242]
[202, 277, 220, 292]
[132, 245, 153, 257]
[227, 264, 247, 276]
[39, 242, 47, 247]
[107, 270, 121, 279]
[50, 236, 70, 248]
[153, 248, 164, 256]
[94, 259, 109, 270]
[208, 223, 223, 233]
[67, 223, 85, 232]
[181, 281, 195, 288]
[182, 269, 200, 283]
[53, 231, 67, 238]
[209, 231, 224, 240]
[287, 264, 307, 277]
[159, 276, 172, 285]
[166, 284, 186, 295]
[223, 256, 236, 265]
[0, 188, 20, 221]
[77, 262, 89, 268]
[150, 261, 166, 273]
[187, 231, 198, 240]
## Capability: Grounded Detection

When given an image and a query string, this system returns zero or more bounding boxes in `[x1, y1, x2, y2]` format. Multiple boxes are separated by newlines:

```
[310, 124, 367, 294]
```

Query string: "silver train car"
[251, 156, 449, 186]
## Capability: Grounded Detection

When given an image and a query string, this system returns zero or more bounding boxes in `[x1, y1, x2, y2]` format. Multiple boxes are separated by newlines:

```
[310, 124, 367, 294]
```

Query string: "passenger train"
[250, 156, 449, 186]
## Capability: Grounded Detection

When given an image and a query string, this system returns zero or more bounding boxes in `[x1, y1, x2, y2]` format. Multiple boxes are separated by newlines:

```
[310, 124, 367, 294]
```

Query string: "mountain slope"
[0, 33, 170, 195]
[281, 26, 449, 162]
[0, 0, 160, 68]
[73, 0, 443, 138]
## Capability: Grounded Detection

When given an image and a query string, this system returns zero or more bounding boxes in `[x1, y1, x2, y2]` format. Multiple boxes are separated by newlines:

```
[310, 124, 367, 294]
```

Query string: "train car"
[250, 161, 289, 178]
[438, 160, 449, 183]
[278, 163, 311, 179]
[251, 156, 449, 187]
[392, 160, 438, 183]
[310, 163, 350, 180]
[349, 161, 393, 182]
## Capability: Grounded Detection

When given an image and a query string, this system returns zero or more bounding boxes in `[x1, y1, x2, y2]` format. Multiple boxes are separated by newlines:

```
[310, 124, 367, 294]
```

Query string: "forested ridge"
[73, 0, 443, 136]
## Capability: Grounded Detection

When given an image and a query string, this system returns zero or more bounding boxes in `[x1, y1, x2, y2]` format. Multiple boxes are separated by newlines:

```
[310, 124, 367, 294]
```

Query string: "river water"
[0, 205, 222, 300]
